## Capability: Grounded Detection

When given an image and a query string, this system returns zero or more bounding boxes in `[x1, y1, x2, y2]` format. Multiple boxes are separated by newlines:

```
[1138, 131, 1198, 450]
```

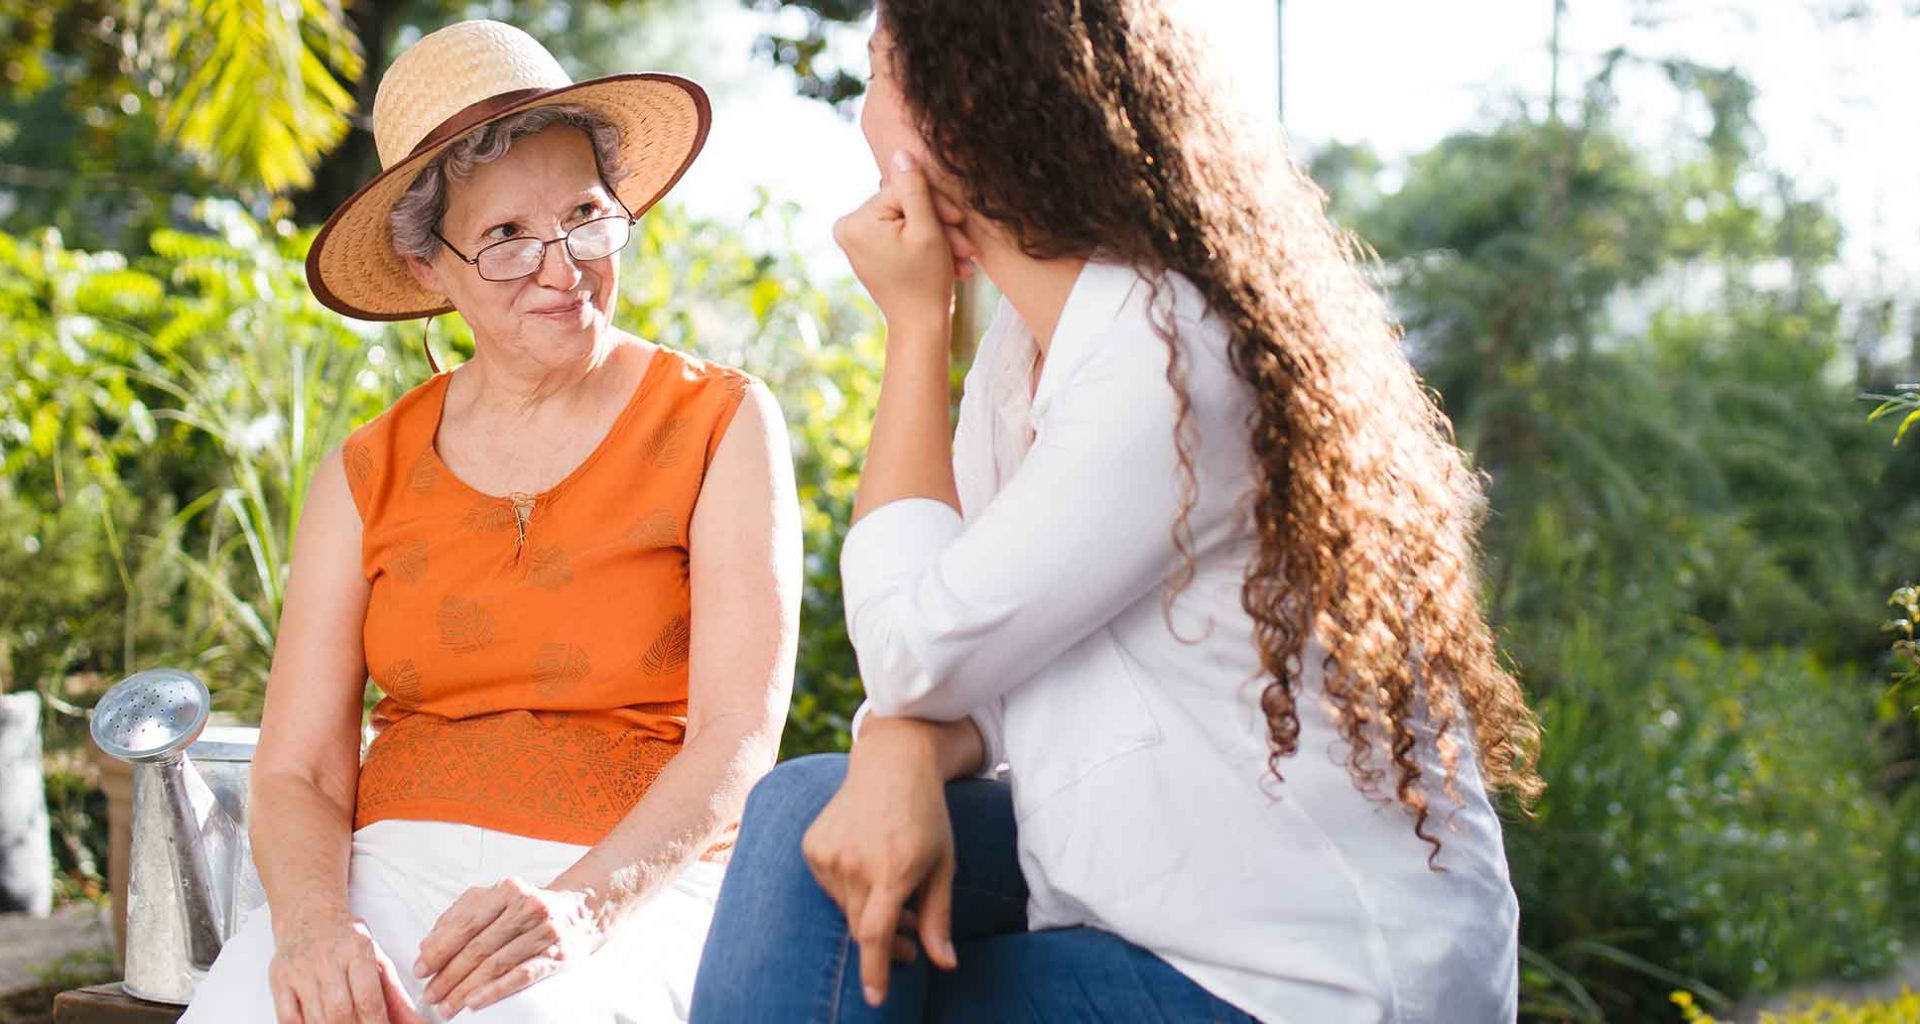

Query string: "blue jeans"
[690, 754, 1259, 1023]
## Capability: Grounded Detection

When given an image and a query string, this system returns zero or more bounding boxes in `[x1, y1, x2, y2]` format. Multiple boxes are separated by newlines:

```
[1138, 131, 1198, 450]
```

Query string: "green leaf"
[146, 0, 365, 195]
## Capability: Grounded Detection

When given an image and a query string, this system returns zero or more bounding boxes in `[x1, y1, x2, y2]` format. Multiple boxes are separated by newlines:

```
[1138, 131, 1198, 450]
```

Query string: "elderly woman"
[181, 20, 800, 1024]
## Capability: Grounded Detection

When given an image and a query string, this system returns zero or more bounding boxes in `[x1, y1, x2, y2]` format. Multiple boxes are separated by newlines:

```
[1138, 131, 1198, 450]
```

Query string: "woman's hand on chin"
[802, 718, 960, 1007]
[411, 876, 607, 1018]
[269, 910, 425, 1024]
[833, 150, 977, 338]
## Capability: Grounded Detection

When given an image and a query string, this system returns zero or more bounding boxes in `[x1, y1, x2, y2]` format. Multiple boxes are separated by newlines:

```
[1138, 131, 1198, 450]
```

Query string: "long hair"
[879, 0, 1544, 856]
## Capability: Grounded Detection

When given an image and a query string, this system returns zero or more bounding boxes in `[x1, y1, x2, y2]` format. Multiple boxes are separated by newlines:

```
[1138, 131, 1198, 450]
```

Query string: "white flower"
[236, 413, 284, 454]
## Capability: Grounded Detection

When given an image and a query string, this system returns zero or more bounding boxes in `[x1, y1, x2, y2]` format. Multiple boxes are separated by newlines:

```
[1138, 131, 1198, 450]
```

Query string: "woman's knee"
[178, 910, 281, 1023]
[460, 979, 597, 1023]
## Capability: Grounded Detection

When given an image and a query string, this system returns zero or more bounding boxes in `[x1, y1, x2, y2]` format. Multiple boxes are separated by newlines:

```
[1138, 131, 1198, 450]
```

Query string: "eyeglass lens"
[475, 217, 633, 281]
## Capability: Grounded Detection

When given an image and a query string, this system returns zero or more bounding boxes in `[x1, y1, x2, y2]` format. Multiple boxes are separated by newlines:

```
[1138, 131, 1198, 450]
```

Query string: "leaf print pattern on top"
[407, 450, 439, 493]
[343, 442, 374, 491]
[437, 595, 495, 654]
[533, 643, 592, 696]
[628, 510, 680, 550]
[640, 614, 691, 676]
[643, 418, 688, 469]
[389, 539, 429, 585]
[526, 547, 572, 590]
[376, 660, 423, 703]
[461, 501, 518, 533]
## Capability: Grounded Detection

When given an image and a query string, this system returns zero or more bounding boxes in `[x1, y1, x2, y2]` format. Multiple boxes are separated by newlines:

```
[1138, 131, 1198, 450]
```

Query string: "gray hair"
[389, 104, 629, 263]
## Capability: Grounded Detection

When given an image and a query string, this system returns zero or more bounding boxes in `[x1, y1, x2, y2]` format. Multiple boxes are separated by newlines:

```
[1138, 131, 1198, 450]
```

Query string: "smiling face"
[404, 126, 625, 370]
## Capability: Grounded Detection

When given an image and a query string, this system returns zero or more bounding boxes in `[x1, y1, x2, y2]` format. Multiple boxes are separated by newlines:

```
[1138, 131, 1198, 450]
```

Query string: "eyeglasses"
[433, 197, 637, 283]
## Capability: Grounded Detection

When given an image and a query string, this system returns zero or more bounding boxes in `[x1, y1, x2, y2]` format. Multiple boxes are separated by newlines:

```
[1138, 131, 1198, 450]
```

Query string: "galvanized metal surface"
[92, 670, 261, 1006]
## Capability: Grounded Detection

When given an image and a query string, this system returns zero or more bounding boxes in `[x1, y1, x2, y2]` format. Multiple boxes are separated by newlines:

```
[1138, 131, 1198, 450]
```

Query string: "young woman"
[691, 1, 1542, 1020]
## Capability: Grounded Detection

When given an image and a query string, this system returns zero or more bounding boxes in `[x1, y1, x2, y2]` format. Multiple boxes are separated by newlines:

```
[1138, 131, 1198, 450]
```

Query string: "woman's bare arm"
[249, 444, 372, 940]
[249, 446, 422, 1022]
[551, 381, 802, 913]
[854, 715, 983, 779]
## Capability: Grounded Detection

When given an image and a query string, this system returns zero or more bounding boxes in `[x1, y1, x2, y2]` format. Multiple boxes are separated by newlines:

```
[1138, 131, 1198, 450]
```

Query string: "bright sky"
[652, 1, 1916, 301]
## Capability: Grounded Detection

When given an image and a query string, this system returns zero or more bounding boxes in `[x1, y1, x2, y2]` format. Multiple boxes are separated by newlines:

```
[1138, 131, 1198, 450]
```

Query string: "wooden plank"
[52, 983, 185, 1024]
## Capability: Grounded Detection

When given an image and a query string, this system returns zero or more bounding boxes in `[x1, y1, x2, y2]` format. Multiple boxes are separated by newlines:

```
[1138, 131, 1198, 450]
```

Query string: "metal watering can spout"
[90, 668, 235, 971]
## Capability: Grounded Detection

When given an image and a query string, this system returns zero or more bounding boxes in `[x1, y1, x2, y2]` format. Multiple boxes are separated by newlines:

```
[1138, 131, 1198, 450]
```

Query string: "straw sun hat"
[304, 20, 711, 321]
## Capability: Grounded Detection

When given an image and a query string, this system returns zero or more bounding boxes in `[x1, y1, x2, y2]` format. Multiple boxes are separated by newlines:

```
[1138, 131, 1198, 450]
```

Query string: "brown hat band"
[405, 87, 550, 162]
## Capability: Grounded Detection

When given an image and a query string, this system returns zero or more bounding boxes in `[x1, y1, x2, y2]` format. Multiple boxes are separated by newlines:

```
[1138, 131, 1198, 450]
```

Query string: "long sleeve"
[838, 284, 1237, 732]
[847, 692, 1007, 778]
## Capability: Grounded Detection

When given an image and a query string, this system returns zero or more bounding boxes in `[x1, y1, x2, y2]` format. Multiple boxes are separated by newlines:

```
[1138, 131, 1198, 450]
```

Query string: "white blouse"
[842, 260, 1519, 1023]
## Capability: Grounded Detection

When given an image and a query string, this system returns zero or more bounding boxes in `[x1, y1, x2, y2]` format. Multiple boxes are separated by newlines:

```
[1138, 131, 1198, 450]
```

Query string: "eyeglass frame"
[431, 189, 638, 283]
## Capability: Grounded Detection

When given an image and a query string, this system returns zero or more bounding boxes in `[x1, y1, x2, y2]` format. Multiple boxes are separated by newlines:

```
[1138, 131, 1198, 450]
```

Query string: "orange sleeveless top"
[340, 346, 752, 846]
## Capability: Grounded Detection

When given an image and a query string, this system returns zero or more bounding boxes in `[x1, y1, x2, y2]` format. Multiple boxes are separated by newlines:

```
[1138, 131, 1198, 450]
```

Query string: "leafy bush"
[41, 749, 105, 905]
[1493, 336, 1915, 1020]
[0, 204, 421, 709]
[1513, 629, 1906, 1011]
[1675, 987, 1920, 1024]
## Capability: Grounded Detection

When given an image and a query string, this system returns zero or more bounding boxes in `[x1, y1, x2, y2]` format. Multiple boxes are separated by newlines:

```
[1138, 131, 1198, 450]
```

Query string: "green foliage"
[0, 225, 183, 694]
[741, 1, 874, 108]
[0, 0, 709, 236]
[41, 752, 106, 905]
[1675, 987, 1920, 1024]
[138, 0, 366, 194]
[1885, 585, 1920, 726]
[1320, 62, 1920, 1020]
[1517, 634, 1904, 1011]
[0, 203, 416, 707]
[1867, 385, 1920, 447]
[0, 1, 188, 227]
[0, 0, 384, 296]
[776, 333, 880, 756]
[28, 946, 117, 995]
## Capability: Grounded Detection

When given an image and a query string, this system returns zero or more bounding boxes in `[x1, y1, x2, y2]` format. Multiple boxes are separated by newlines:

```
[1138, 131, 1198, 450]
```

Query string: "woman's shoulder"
[342, 372, 448, 455]
[646, 344, 761, 401]
[1118, 264, 1225, 338]
[629, 345, 770, 473]
[1083, 263, 1235, 385]
[335, 373, 447, 516]
[642, 344, 766, 430]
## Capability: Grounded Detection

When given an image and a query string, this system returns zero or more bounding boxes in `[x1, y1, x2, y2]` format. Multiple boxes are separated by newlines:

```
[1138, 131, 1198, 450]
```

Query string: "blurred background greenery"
[2, 1, 1918, 1021]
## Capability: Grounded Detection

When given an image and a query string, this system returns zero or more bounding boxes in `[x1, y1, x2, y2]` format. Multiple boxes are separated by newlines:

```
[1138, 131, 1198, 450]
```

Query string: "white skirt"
[181, 819, 724, 1023]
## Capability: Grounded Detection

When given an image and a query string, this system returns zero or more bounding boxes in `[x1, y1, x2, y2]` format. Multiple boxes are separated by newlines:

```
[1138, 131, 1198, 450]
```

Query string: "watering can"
[90, 668, 265, 1004]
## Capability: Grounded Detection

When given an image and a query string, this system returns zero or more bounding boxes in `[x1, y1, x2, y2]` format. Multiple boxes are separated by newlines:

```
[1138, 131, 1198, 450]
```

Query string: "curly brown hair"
[878, 0, 1544, 857]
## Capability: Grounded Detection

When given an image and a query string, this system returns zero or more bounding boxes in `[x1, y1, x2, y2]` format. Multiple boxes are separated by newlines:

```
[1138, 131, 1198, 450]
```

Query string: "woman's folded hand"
[269, 911, 424, 1024]
[412, 877, 607, 1019]
[833, 150, 977, 336]
[802, 717, 960, 1007]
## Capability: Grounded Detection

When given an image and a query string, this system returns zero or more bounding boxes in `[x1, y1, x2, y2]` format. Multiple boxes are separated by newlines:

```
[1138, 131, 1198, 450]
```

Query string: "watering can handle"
[157, 755, 227, 971]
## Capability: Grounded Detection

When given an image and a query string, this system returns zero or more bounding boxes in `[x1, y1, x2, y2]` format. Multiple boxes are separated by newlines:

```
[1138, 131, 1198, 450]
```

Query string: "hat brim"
[305, 73, 711, 322]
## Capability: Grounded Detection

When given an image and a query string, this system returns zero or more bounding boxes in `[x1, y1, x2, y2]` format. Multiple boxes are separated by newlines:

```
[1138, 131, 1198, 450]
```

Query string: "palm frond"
[143, 0, 365, 194]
